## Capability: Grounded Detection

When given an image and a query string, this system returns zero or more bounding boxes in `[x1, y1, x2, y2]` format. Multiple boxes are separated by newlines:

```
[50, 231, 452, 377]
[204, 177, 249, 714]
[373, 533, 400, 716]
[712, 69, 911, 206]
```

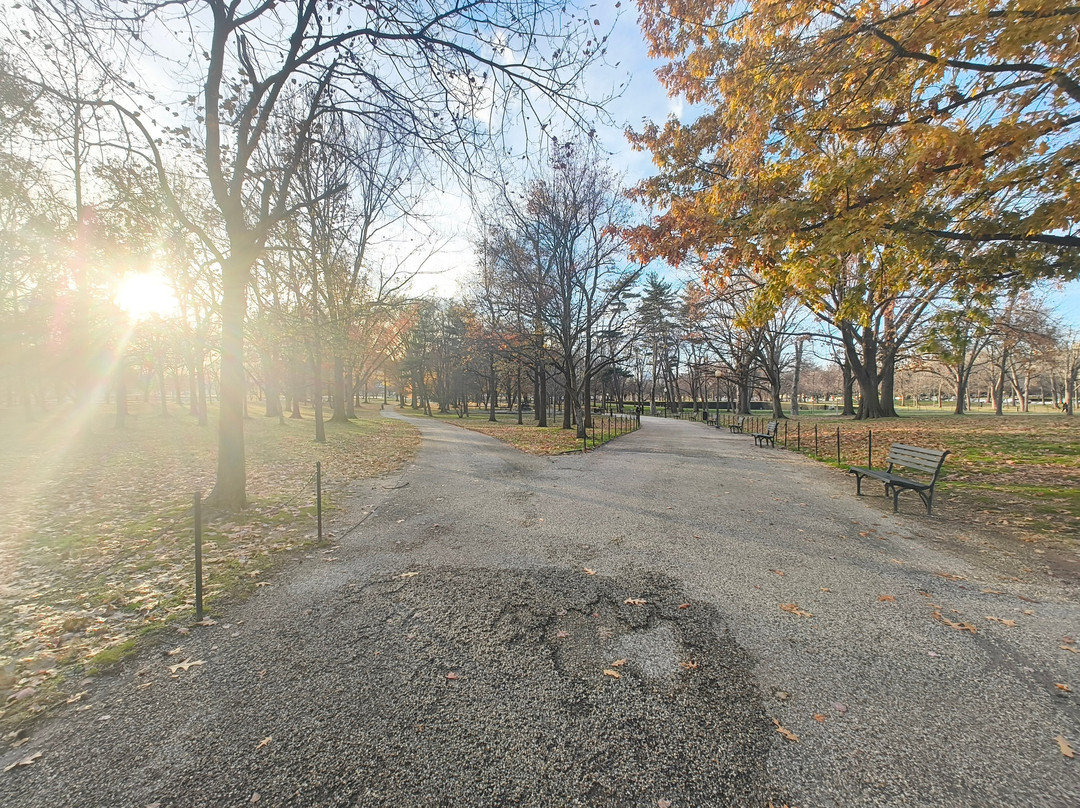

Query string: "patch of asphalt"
[1, 413, 1077, 807]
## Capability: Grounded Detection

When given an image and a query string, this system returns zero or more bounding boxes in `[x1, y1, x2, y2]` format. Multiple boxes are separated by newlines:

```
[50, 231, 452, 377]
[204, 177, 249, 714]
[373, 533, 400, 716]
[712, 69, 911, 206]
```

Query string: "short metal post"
[868, 429, 872, 468]
[836, 427, 841, 465]
[784, 421, 788, 447]
[316, 461, 323, 541]
[193, 492, 203, 621]
[814, 424, 818, 456]
[797, 421, 801, 451]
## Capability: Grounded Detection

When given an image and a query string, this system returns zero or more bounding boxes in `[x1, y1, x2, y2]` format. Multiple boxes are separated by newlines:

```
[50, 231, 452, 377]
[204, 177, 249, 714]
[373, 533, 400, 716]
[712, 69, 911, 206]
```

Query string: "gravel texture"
[1, 413, 1077, 807]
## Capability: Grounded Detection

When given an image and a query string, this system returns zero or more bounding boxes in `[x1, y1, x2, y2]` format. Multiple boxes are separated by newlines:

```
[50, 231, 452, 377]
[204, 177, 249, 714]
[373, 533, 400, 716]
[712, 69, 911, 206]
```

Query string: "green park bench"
[848, 443, 950, 515]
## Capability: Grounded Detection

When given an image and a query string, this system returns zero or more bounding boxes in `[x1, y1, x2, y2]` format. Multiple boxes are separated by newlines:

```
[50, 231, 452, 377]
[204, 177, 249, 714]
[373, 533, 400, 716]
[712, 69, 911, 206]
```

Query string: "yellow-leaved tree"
[628, 0, 1079, 417]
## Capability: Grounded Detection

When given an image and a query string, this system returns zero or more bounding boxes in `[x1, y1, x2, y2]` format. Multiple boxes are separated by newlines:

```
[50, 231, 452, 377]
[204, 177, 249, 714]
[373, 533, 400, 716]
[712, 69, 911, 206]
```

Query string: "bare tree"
[5, 0, 617, 507]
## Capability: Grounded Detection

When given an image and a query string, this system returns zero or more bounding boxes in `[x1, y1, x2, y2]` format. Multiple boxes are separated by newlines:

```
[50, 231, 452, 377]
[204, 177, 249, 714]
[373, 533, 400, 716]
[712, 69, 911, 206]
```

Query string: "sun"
[115, 271, 179, 322]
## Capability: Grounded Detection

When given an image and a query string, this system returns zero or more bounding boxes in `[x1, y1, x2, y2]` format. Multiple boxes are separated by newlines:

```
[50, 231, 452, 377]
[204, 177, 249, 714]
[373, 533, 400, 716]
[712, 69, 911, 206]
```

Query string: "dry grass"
[0, 400, 418, 727]
[421, 409, 640, 454]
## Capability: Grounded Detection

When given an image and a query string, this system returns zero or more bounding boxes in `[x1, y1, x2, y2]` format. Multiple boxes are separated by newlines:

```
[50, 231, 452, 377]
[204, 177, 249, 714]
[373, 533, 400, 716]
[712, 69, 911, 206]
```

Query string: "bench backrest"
[885, 444, 950, 478]
[766, 420, 779, 435]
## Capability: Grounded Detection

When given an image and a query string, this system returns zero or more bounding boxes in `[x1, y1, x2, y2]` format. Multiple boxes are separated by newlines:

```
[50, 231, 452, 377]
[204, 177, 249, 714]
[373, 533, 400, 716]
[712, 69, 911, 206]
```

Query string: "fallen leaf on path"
[250, 793, 260, 803]
[819, 587, 831, 593]
[624, 598, 646, 606]
[603, 669, 621, 679]
[399, 571, 419, 579]
[195, 618, 217, 626]
[680, 660, 699, 670]
[678, 603, 690, 609]
[3, 751, 41, 772]
[780, 603, 813, 618]
[1060, 646, 1078, 655]
[935, 572, 965, 582]
[658, 800, 672, 808]
[168, 659, 205, 674]
[772, 718, 798, 742]
[556, 630, 570, 639]
[986, 616, 1017, 627]
[877, 595, 896, 602]
[932, 610, 977, 634]
[832, 702, 848, 714]
[445, 672, 459, 680]
[981, 588, 1005, 595]
[1056, 683, 1072, 693]
[813, 713, 826, 723]
[255, 736, 272, 749]
[1055, 735, 1075, 759]
[1017, 595, 1040, 604]
[583, 568, 596, 575]
[165, 647, 184, 657]
[611, 659, 626, 667]
[770, 569, 785, 576]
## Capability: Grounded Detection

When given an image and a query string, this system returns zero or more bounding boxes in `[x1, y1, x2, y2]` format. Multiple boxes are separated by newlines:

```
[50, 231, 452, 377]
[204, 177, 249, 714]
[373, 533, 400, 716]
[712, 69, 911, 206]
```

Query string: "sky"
[408, 0, 679, 298]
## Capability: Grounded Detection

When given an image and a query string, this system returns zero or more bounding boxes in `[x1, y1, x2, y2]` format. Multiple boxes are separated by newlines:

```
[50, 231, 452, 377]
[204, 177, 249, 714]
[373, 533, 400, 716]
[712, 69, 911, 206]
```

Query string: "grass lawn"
[743, 408, 1080, 544]
[416, 409, 640, 454]
[0, 399, 418, 728]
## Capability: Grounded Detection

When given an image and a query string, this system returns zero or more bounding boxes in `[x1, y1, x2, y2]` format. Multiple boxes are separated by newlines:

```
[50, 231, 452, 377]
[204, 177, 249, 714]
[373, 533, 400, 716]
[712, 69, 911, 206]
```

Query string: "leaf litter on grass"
[0, 402, 418, 729]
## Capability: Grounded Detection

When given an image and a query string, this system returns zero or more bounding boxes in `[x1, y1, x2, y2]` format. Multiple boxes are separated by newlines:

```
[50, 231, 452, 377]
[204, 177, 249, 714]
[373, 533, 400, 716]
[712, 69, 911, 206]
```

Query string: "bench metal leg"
[891, 485, 900, 512]
[854, 473, 863, 496]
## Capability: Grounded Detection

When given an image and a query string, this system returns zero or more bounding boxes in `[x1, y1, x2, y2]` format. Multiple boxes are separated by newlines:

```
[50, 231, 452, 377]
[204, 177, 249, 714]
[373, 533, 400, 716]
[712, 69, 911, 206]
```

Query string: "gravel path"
[1, 414, 1077, 807]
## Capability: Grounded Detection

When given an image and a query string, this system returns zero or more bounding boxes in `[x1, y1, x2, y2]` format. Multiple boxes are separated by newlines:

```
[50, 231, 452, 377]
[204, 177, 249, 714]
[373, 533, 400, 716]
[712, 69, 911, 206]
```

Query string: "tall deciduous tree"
[7, 0, 615, 508]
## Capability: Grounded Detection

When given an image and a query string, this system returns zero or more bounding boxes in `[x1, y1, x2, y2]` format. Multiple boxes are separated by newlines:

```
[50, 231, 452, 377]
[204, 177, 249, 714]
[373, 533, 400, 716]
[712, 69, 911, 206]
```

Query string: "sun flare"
[115, 271, 179, 322]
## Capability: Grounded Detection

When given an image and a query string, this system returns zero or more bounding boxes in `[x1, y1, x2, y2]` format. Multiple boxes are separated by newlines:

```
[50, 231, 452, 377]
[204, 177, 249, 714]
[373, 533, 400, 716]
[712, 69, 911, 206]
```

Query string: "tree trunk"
[536, 357, 547, 427]
[331, 355, 349, 422]
[207, 255, 249, 509]
[790, 341, 803, 417]
[489, 354, 498, 422]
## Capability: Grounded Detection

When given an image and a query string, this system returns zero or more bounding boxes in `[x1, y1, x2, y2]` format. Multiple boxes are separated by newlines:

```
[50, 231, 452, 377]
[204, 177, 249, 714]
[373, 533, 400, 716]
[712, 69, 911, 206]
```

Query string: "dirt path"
[1, 414, 1077, 807]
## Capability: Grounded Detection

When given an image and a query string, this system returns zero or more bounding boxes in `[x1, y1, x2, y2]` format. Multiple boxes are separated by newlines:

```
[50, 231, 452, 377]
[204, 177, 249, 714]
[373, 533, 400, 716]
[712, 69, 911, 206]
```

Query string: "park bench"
[752, 420, 779, 448]
[727, 415, 745, 433]
[848, 443, 950, 515]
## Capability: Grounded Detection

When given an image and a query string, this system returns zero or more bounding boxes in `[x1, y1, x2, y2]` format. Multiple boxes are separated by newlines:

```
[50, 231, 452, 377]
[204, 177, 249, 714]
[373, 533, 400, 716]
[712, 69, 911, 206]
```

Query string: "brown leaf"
[877, 595, 896, 602]
[772, 718, 798, 742]
[255, 736, 271, 749]
[931, 610, 977, 634]
[624, 598, 646, 606]
[1055, 735, 1075, 759]
[555, 630, 570, 639]
[986, 616, 1017, 627]
[168, 658, 206, 674]
[819, 587, 831, 593]
[770, 569, 785, 576]
[680, 660, 699, 670]
[1017, 595, 1040, 604]
[583, 568, 596, 575]
[658, 800, 672, 808]
[780, 603, 813, 618]
[445, 672, 459, 680]
[399, 571, 419, 579]
[3, 751, 42, 772]
[678, 603, 690, 609]
[935, 572, 965, 582]
[1060, 645, 1078, 654]
[981, 588, 1004, 595]
[813, 713, 826, 723]
[610, 659, 627, 667]
[1056, 683, 1071, 693]
[603, 669, 621, 679]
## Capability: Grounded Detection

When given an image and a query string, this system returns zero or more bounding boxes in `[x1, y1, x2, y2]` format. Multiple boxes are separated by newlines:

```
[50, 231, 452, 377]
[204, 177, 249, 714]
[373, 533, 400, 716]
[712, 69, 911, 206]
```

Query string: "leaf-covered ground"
[420, 410, 640, 455]
[0, 401, 418, 728]
[728, 410, 1080, 543]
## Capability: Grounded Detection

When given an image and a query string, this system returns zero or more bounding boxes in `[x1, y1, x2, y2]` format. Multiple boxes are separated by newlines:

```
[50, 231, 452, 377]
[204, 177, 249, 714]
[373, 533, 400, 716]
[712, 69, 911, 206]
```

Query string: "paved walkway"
[2, 415, 1077, 807]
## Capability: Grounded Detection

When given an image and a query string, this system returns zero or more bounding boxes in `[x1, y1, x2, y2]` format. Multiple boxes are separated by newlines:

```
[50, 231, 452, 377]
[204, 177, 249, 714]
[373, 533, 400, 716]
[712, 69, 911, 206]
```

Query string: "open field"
[698, 408, 1080, 546]
[0, 400, 418, 728]
[419, 409, 640, 454]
